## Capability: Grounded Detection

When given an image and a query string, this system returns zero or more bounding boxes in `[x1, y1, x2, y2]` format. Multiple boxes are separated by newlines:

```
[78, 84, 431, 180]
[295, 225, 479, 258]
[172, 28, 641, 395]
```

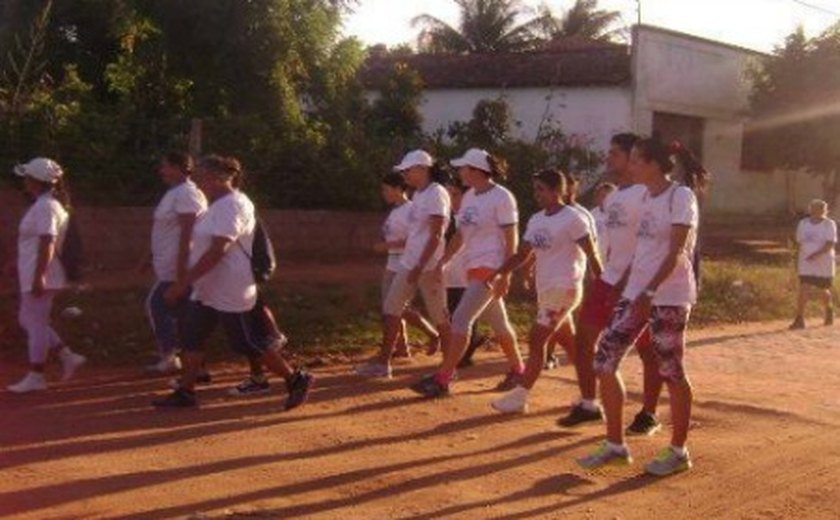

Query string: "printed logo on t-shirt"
[637, 211, 658, 240]
[459, 206, 480, 227]
[606, 204, 629, 229]
[529, 228, 552, 251]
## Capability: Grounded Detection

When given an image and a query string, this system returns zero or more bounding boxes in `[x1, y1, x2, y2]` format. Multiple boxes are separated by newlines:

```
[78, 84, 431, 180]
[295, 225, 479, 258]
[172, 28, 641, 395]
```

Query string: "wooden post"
[189, 118, 203, 156]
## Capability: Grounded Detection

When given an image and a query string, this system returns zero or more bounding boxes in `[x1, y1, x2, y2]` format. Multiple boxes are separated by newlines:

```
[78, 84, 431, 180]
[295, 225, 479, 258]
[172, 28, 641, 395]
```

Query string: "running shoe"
[826, 308, 834, 326]
[144, 355, 182, 375]
[7, 372, 48, 393]
[645, 447, 692, 476]
[284, 370, 314, 411]
[168, 370, 213, 390]
[577, 441, 633, 469]
[491, 386, 529, 414]
[626, 410, 662, 436]
[59, 350, 87, 381]
[409, 374, 449, 398]
[228, 375, 271, 396]
[354, 361, 392, 379]
[544, 353, 561, 371]
[558, 403, 604, 427]
[494, 371, 524, 392]
[152, 387, 197, 408]
[789, 316, 805, 330]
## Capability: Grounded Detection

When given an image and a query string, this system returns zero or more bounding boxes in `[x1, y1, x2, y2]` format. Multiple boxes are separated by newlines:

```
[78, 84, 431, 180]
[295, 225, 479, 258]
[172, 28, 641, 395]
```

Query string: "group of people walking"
[359, 133, 708, 476]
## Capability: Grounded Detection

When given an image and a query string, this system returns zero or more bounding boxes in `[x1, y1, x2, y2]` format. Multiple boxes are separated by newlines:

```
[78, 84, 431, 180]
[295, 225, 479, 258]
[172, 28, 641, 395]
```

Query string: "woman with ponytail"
[7, 158, 86, 393]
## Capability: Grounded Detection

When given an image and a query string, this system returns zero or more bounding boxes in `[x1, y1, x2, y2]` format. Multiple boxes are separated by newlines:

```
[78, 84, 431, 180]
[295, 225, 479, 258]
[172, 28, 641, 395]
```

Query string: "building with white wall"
[362, 26, 812, 216]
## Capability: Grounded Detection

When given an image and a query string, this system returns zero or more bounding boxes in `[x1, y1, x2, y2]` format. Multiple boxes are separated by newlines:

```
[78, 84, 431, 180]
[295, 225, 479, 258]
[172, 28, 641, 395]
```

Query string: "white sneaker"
[354, 361, 392, 379]
[491, 385, 529, 414]
[59, 350, 87, 381]
[145, 355, 182, 375]
[8, 372, 47, 393]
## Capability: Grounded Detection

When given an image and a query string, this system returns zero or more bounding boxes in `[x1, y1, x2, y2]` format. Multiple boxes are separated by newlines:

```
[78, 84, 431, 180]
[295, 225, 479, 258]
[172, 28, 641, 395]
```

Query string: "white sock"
[580, 399, 599, 411]
[671, 445, 687, 457]
[607, 441, 627, 454]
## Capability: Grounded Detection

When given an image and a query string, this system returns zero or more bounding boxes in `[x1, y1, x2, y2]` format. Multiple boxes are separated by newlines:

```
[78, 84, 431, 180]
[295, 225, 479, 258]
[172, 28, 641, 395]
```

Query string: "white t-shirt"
[523, 206, 591, 293]
[592, 206, 609, 263]
[400, 183, 450, 272]
[601, 184, 647, 286]
[189, 191, 257, 313]
[797, 217, 837, 278]
[457, 184, 519, 270]
[444, 210, 468, 288]
[151, 180, 207, 282]
[17, 193, 69, 293]
[382, 201, 413, 273]
[623, 185, 699, 306]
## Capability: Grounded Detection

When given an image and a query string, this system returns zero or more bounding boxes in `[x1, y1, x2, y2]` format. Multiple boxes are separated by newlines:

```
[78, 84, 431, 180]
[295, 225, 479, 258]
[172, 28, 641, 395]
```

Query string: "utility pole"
[636, 0, 642, 26]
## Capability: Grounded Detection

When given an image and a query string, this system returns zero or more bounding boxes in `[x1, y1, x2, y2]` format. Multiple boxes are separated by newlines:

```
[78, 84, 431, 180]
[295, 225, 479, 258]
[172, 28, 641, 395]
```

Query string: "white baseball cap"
[450, 148, 492, 173]
[393, 150, 433, 172]
[14, 158, 64, 184]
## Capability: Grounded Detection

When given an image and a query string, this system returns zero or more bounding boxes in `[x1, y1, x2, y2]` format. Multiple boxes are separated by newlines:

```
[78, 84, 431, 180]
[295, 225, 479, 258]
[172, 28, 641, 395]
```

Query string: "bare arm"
[408, 215, 445, 283]
[806, 240, 836, 261]
[32, 235, 55, 296]
[490, 241, 534, 280]
[439, 229, 464, 268]
[635, 224, 691, 306]
[165, 236, 232, 303]
[577, 234, 603, 280]
[176, 213, 198, 283]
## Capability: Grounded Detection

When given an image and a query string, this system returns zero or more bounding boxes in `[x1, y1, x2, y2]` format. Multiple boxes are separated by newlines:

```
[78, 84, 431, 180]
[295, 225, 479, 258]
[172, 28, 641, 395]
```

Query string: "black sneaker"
[558, 403, 604, 427]
[152, 388, 197, 408]
[544, 353, 561, 371]
[284, 370, 314, 411]
[410, 374, 449, 398]
[789, 316, 805, 330]
[494, 371, 524, 392]
[626, 410, 662, 436]
[826, 308, 834, 326]
[197, 371, 212, 384]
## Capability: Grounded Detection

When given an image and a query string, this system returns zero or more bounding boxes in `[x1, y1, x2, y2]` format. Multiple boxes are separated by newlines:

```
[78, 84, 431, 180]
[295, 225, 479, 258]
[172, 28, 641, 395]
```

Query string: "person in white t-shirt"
[373, 172, 439, 358]
[140, 152, 207, 375]
[357, 150, 451, 379]
[790, 199, 837, 329]
[579, 138, 699, 477]
[153, 155, 313, 410]
[488, 169, 602, 414]
[7, 158, 86, 393]
[410, 148, 523, 398]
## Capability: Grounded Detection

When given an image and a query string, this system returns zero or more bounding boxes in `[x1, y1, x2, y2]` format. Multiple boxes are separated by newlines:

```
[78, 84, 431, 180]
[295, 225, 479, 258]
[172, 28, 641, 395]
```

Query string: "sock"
[670, 445, 687, 457]
[580, 399, 599, 412]
[607, 441, 627, 454]
[435, 370, 454, 386]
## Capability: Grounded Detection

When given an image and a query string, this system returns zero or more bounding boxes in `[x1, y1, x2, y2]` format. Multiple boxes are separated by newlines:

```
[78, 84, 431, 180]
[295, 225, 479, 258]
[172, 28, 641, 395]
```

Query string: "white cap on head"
[450, 148, 491, 173]
[393, 150, 433, 172]
[14, 158, 64, 184]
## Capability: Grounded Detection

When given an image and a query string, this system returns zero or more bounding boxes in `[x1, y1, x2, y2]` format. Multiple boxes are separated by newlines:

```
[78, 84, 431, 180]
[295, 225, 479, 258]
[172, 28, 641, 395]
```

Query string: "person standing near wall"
[790, 199, 836, 330]
[7, 158, 86, 393]
[141, 152, 206, 375]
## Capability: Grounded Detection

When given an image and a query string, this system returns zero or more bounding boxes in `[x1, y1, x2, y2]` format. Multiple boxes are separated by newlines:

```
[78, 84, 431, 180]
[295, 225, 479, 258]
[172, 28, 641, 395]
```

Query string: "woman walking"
[8, 158, 86, 393]
[578, 138, 700, 476]
[790, 199, 836, 329]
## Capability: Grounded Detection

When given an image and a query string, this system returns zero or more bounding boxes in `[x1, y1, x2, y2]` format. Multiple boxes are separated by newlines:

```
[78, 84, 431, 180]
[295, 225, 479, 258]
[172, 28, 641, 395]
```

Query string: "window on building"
[652, 112, 704, 161]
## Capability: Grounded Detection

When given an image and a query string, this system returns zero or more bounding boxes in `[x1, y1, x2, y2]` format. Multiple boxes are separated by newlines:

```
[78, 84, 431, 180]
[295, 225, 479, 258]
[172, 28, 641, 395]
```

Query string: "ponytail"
[429, 161, 452, 185]
[53, 178, 72, 211]
[670, 140, 710, 193]
[486, 154, 508, 181]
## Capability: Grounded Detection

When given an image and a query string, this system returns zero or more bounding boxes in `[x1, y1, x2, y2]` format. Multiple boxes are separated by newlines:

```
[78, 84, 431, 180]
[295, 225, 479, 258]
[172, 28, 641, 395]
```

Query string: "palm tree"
[535, 0, 624, 43]
[411, 0, 542, 54]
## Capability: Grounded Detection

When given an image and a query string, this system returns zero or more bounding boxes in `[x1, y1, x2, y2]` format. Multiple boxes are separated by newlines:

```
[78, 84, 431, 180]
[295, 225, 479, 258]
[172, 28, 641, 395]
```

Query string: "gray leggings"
[451, 280, 516, 339]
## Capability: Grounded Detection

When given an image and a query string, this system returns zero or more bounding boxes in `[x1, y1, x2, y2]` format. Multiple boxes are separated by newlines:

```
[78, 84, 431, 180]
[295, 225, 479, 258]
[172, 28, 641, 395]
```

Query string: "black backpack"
[58, 214, 84, 282]
[239, 217, 276, 284]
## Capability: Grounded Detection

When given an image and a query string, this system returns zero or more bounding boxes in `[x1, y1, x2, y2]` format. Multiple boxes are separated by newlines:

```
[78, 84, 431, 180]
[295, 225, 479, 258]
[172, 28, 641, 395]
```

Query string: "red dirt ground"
[3, 319, 840, 519]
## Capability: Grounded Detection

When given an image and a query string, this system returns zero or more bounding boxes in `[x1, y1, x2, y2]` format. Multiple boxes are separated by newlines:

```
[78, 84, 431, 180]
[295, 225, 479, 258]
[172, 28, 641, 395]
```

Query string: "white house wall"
[418, 87, 632, 153]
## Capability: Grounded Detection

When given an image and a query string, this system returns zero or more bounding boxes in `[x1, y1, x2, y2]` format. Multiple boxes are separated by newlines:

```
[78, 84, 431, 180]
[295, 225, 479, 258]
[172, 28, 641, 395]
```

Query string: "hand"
[164, 282, 188, 306]
[407, 266, 422, 285]
[31, 275, 46, 297]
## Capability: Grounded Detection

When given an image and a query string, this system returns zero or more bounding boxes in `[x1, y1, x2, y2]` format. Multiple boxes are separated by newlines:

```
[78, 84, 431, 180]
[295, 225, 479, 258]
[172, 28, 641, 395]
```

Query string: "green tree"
[412, 0, 542, 54]
[745, 24, 840, 207]
[534, 0, 623, 43]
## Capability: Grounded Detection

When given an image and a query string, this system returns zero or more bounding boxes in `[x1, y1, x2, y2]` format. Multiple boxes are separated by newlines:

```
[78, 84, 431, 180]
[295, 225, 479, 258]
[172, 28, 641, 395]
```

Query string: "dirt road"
[2, 320, 840, 519]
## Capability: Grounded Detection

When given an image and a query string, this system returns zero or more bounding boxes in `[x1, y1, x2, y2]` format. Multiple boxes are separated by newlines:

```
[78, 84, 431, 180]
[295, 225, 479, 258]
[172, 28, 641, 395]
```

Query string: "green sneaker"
[645, 447, 692, 476]
[577, 441, 633, 469]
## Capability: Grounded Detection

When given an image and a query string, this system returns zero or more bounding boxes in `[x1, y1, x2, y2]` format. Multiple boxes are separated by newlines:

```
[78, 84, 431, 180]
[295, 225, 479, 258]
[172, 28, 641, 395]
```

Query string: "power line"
[788, 0, 840, 17]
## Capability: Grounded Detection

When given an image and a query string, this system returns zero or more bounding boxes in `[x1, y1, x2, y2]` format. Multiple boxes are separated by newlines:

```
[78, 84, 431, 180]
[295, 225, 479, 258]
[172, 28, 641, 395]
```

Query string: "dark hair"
[595, 181, 617, 194]
[445, 171, 469, 193]
[611, 133, 640, 155]
[27, 177, 72, 210]
[430, 161, 452, 185]
[199, 154, 244, 187]
[486, 153, 509, 181]
[670, 140, 710, 193]
[382, 172, 407, 191]
[163, 151, 193, 175]
[533, 169, 566, 194]
[634, 138, 674, 174]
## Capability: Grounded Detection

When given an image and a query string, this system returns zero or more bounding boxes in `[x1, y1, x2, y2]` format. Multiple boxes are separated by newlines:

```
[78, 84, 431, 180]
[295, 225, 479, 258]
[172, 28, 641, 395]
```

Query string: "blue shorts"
[181, 299, 279, 356]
